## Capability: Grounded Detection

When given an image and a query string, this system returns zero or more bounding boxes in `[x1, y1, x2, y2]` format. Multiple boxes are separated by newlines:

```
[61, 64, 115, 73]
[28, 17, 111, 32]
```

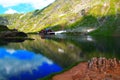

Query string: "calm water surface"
[0, 34, 120, 80]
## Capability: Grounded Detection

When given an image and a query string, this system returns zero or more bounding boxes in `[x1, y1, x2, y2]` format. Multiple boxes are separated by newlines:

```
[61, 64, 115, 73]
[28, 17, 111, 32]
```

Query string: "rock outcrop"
[53, 57, 120, 80]
[0, 17, 8, 26]
[0, 25, 27, 39]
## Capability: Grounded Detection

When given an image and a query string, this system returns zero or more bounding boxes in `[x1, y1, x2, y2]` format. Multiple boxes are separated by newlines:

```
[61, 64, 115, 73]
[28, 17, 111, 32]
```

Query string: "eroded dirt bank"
[52, 57, 120, 80]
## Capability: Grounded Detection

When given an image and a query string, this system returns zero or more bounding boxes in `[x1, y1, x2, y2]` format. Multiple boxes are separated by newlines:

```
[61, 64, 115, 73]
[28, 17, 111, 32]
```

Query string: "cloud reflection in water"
[0, 48, 62, 80]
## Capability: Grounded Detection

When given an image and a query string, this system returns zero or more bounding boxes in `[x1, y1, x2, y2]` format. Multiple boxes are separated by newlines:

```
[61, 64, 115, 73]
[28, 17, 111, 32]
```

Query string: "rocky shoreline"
[52, 57, 120, 80]
[0, 25, 29, 39]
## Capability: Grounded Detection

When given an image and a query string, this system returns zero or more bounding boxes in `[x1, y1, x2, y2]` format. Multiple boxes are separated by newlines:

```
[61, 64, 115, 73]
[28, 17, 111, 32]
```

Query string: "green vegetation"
[0, 0, 120, 35]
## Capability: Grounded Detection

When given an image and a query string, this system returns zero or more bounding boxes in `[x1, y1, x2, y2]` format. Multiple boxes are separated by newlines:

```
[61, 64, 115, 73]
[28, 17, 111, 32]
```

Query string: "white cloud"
[0, 0, 55, 9]
[5, 8, 18, 14]
[0, 50, 55, 80]
[6, 49, 16, 54]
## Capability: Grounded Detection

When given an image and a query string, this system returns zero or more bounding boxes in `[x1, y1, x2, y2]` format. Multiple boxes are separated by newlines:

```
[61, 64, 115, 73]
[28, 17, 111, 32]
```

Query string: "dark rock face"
[53, 57, 120, 80]
[0, 31, 27, 38]
[0, 25, 27, 38]
[0, 17, 8, 26]
[0, 25, 9, 32]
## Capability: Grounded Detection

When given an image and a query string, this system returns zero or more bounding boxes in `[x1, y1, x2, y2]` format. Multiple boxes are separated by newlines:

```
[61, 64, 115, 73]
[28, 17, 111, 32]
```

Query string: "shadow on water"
[0, 39, 25, 46]
[0, 37, 34, 46]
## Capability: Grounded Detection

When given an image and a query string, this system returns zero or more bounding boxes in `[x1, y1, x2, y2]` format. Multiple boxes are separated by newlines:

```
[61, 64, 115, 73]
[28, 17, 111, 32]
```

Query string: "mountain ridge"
[0, 0, 120, 36]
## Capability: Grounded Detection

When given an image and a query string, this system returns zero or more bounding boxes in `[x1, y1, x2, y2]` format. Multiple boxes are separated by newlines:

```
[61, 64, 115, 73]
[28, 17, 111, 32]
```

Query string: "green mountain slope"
[1, 0, 120, 36]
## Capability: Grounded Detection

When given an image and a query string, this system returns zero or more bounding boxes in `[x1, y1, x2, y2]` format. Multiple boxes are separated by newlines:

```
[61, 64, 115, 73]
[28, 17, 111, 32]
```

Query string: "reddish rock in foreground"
[52, 57, 120, 80]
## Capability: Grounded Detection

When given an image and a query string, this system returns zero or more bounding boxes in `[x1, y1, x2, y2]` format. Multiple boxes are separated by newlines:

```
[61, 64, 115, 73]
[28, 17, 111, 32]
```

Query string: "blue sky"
[0, 0, 55, 14]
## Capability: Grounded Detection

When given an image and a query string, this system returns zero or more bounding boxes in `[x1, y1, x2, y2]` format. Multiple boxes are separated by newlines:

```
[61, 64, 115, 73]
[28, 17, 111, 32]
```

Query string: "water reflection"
[4, 35, 119, 68]
[40, 34, 95, 42]
[1, 34, 120, 78]
[0, 48, 62, 80]
[0, 38, 26, 46]
[36, 34, 120, 64]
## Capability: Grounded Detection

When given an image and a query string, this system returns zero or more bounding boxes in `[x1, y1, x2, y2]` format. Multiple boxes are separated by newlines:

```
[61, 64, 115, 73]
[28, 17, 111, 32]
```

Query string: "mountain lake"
[0, 34, 120, 80]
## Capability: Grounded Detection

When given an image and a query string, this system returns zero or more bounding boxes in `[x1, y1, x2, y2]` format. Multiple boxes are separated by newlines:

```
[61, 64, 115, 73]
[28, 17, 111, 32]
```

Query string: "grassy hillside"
[1, 0, 120, 36]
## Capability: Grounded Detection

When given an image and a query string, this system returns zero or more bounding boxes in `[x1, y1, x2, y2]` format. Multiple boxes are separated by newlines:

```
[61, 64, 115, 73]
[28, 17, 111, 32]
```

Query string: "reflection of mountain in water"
[0, 38, 26, 46]
[6, 35, 82, 68]
[5, 34, 120, 68]
[40, 34, 120, 58]
[0, 38, 29, 47]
